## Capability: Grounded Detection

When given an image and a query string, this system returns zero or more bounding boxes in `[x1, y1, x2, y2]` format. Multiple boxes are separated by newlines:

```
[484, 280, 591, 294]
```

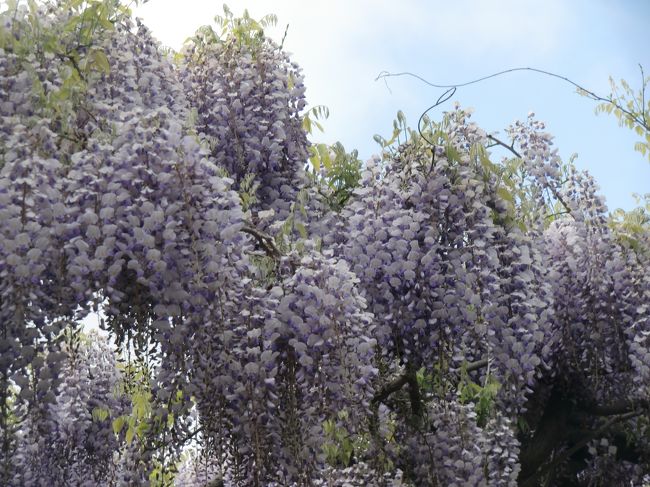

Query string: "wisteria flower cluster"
[11, 332, 132, 486]
[179, 23, 309, 223]
[1, 2, 649, 487]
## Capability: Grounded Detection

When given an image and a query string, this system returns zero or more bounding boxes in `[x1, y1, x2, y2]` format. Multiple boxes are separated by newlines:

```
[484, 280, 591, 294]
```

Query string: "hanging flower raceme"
[190, 250, 377, 485]
[11, 332, 129, 487]
[180, 28, 309, 222]
[341, 109, 554, 401]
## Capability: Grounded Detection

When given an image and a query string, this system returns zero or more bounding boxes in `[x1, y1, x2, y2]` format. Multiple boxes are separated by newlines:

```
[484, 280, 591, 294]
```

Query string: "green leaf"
[27, 0, 38, 16]
[302, 115, 312, 134]
[308, 146, 320, 173]
[112, 416, 125, 435]
[497, 187, 515, 204]
[92, 407, 109, 422]
[132, 390, 151, 419]
[98, 15, 114, 30]
[317, 143, 332, 171]
[125, 423, 135, 444]
[445, 144, 461, 163]
[90, 49, 110, 74]
[295, 222, 307, 239]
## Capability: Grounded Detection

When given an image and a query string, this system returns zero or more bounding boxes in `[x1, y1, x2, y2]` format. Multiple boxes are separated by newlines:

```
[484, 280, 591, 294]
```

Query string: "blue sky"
[135, 0, 650, 211]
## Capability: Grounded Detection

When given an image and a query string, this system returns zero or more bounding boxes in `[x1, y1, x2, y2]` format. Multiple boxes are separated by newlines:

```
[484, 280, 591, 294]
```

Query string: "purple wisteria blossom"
[1, 3, 648, 486]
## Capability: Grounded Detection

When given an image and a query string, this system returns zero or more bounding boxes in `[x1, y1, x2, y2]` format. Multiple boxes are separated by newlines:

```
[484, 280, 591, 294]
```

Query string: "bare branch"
[241, 225, 281, 260]
[581, 397, 649, 417]
[371, 374, 409, 406]
[449, 358, 490, 377]
[144, 426, 203, 453]
[487, 134, 573, 217]
[464, 358, 488, 373]
[486, 134, 521, 158]
[371, 365, 424, 417]
[376, 67, 649, 133]
[405, 365, 423, 417]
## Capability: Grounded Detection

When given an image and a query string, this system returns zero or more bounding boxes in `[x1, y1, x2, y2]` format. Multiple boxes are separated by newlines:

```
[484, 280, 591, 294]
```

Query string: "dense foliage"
[0, 1, 648, 486]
